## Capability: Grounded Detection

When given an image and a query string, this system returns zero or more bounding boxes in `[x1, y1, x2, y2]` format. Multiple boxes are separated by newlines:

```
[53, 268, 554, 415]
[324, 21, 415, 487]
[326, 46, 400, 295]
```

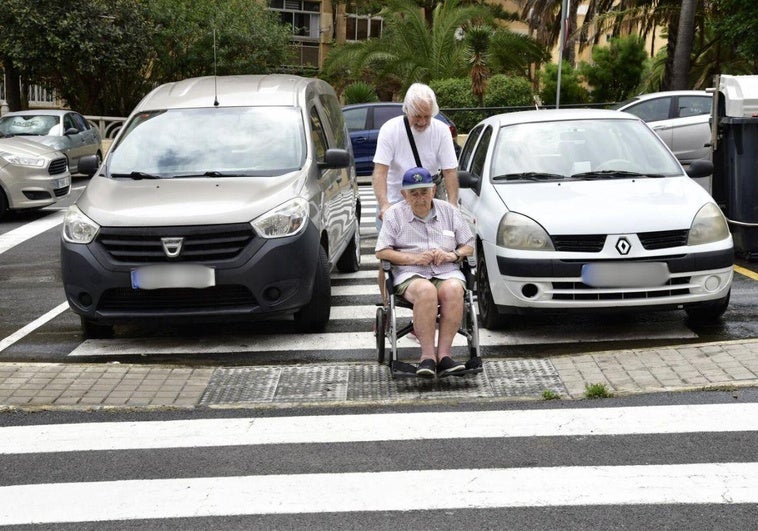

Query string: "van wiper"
[173, 171, 238, 178]
[111, 171, 162, 180]
[570, 170, 665, 180]
[492, 172, 565, 182]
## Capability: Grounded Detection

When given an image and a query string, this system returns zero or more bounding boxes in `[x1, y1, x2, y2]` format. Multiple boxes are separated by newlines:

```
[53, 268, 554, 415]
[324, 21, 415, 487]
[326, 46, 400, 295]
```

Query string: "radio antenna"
[213, 29, 219, 106]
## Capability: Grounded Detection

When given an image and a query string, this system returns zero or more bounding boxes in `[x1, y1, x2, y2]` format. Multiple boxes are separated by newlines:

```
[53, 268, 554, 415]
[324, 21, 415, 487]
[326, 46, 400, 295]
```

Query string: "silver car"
[0, 109, 102, 174]
[61, 74, 360, 338]
[614, 90, 712, 167]
[0, 137, 71, 217]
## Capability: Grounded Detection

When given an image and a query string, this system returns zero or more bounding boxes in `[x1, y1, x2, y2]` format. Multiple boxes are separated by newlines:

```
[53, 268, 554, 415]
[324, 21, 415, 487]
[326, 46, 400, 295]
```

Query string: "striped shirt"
[375, 199, 474, 286]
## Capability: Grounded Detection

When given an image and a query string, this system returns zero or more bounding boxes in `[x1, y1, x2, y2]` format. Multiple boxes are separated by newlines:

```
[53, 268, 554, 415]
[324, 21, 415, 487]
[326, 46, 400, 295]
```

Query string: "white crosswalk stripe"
[2, 403, 758, 526]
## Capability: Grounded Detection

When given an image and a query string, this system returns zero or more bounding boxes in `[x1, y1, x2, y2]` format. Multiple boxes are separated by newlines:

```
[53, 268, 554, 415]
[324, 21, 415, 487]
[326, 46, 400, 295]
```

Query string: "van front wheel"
[294, 246, 331, 332]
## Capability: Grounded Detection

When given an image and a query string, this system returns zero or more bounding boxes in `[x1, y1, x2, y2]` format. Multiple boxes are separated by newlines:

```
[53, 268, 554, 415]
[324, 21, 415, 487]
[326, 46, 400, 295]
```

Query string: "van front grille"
[97, 224, 256, 263]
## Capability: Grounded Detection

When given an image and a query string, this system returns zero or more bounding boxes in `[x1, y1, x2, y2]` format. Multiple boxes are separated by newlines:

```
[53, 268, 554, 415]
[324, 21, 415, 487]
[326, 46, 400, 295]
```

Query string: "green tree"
[539, 61, 588, 106]
[579, 36, 648, 103]
[0, 0, 155, 115]
[712, 0, 758, 72]
[148, 0, 292, 83]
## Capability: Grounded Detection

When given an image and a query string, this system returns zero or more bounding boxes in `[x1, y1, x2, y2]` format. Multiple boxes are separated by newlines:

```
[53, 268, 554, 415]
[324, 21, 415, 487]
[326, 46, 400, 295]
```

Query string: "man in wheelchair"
[375, 167, 475, 378]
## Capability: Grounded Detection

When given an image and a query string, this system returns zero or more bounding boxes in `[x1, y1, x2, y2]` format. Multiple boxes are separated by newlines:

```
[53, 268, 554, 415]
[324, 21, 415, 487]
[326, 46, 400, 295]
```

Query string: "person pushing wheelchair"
[375, 167, 475, 378]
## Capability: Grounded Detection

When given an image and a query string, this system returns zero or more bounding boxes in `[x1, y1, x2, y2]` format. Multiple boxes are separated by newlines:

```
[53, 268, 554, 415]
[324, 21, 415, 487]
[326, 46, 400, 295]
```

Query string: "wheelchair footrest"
[390, 360, 419, 378]
[449, 357, 484, 377]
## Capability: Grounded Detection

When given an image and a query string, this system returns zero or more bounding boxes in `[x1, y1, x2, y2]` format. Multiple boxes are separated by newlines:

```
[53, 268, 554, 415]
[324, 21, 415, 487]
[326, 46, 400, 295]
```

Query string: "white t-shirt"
[373, 115, 458, 204]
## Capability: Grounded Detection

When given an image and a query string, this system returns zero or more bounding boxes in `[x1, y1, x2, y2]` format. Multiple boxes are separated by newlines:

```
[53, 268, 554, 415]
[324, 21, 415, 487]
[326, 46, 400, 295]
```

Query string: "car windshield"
[490, 118, 682, 182]
[107, 107, 306, 178]
[0, 115, 60, 136]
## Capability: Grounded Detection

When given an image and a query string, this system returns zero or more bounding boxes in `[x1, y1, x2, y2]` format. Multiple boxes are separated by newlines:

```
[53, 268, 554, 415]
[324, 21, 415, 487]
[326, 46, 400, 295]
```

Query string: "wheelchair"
[375, 256, 483, 378]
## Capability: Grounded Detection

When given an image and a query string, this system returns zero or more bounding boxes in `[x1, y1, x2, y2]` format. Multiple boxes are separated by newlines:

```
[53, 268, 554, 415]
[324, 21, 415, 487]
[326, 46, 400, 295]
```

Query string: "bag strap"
[403, 116, 423, 168]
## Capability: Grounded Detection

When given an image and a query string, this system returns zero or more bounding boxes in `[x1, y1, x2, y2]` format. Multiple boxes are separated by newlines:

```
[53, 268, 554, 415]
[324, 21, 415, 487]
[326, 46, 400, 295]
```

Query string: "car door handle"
[354, 137, 367, 143]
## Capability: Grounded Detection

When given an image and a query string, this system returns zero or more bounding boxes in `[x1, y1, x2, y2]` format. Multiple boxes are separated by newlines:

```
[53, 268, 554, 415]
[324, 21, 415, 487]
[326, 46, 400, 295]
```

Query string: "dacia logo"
[615, 237, 631, 255]
[161, 237, 184, 258]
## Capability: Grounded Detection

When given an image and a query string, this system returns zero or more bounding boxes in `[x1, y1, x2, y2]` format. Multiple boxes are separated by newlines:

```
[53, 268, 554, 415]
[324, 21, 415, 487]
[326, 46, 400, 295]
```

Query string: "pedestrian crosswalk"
[2, 402, 758, 526]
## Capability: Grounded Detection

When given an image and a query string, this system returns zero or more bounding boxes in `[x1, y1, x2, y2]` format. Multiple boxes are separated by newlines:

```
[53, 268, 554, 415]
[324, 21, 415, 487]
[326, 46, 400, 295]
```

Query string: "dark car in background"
[342, 102, 460, 177]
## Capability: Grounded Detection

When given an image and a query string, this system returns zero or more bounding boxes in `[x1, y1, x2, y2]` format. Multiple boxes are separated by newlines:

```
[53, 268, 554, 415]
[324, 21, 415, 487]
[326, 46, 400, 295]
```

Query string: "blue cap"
[401, 167, 434, 189]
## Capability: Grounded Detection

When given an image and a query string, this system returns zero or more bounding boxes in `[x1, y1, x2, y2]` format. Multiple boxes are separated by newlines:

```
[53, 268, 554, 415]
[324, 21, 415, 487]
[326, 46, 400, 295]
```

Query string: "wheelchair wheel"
[375, 306, 386, 364]
[464, 296, 480, 359]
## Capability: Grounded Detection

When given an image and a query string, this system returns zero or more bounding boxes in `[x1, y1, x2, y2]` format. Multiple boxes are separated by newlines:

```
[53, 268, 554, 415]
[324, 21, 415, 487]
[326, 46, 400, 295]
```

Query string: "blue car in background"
[342, 102, 461, 177]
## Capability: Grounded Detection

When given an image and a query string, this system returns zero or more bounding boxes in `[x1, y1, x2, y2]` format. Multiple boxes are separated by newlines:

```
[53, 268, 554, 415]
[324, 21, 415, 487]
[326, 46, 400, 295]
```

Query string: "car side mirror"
[64, 127, 79, 136]
[457, 170, 479, 189]
[686, 159, 714, 179]
[318, 148, 351, 170]
[77, 154, 100, 177]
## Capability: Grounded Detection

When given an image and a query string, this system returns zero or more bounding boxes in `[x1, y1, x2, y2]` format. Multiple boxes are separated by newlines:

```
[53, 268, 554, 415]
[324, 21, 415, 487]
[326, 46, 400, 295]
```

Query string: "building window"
[345, 13, 383, 41]
[269, 0, 321, 40]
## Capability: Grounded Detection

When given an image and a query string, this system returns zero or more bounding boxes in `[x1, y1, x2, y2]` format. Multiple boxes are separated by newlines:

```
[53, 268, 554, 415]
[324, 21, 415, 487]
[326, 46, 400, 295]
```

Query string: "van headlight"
[62, 206, 100, 244]
[496, 212, 554, 250]
[0, 151, 46, 168]
[688, 203, 730, 245]
[252, 198, 310, 238]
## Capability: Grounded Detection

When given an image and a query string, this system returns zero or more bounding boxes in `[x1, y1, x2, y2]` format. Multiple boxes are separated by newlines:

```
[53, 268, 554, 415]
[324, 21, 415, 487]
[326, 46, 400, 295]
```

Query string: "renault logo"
[615, 237, 631, 255]
[161, 237, 184, 258]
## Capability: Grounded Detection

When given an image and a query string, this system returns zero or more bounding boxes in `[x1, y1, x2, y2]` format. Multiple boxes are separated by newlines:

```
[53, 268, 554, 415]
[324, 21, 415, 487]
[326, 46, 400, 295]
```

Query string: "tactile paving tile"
[200, 359, 567, 405]
[199, 367, 281, 405]
[484, 359, 567, 398]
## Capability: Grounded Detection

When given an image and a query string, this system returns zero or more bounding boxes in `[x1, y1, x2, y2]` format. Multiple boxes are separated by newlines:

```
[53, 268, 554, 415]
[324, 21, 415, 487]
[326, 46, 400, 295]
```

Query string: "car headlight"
[688, 203, 730, 245]
[496, 212, 554, 250]
[0, 151, 47, 168]
[251, 198, 310, 238]
[62, 206, 100, 244]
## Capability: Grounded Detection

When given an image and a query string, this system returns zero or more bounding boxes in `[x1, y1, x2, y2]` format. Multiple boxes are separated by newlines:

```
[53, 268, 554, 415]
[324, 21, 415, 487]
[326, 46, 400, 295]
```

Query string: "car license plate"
[131, 264, 215, 290]
[581, 262, 669, 288]
[55, 176, 70, 188]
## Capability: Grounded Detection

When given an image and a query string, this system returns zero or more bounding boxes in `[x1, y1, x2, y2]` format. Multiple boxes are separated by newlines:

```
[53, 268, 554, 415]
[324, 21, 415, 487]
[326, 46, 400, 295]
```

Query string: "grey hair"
[402, 83, 439, 117]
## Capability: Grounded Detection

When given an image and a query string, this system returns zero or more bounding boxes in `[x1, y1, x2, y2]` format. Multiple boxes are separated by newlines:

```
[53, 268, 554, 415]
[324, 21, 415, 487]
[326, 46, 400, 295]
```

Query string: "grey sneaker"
[416, 359, 436, 378]
[437, 356, 466, 377]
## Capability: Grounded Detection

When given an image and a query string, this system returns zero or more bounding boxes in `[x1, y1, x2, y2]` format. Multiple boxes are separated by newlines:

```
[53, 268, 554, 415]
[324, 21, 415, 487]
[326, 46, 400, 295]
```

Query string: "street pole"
[556, 0, 570, 109]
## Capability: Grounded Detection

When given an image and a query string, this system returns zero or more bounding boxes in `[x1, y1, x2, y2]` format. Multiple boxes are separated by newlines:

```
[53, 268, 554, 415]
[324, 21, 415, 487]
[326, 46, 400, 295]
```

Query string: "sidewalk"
[2, 338, 758, 410]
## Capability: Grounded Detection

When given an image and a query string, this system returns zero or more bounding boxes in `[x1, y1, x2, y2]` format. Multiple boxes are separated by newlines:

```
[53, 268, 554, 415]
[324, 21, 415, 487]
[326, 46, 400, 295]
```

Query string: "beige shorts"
[395, 275, 465, 297]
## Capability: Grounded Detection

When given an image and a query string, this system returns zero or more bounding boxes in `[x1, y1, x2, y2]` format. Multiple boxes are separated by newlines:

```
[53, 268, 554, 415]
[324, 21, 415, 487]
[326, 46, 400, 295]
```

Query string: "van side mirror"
[318, 148, 351, 170]
[77, 154, 100, 177]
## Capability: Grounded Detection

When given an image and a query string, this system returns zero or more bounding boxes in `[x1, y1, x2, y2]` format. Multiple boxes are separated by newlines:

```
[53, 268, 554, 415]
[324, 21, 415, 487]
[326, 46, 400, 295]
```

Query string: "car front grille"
[552, 229, 690, 252]
[97, 224, 255, 263]
[48, 158, 68, 175]
[552, 235, 605, 252]
[98, 285, 256, 312]
[638, 229, 689, 250]
[551, 276, 691, 300]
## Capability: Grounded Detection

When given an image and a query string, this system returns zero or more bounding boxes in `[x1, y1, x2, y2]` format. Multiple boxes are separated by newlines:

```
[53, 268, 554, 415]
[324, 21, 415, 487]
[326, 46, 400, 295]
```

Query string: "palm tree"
[323, 0, 545, 98]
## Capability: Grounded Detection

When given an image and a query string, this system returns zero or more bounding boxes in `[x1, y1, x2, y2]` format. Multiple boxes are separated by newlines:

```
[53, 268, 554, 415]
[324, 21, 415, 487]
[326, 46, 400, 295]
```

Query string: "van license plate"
[131, 264, 215, 290]
[581, 262, 668, 288]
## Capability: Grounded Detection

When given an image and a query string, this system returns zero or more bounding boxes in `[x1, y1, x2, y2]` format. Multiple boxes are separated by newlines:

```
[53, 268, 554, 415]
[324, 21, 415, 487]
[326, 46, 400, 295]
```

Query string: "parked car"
[342, 102, 460, 176]
[457, 108, 733, 329]
[0, 136, 70, 218]
[0, 110, 102, 174]
[61, 74, 360, 338]
[613, 90, 712, 167]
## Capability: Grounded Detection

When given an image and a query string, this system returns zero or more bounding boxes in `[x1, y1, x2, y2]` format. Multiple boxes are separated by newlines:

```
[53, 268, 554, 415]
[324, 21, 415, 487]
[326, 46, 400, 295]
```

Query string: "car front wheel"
[476, 250, 505, 329]
[685, 290, 730, 323]
[294, 245, 331, 331]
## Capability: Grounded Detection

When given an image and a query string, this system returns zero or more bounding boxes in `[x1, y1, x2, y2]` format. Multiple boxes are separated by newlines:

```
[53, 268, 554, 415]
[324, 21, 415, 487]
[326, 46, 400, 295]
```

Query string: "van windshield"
[108, 107, 306, 178]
